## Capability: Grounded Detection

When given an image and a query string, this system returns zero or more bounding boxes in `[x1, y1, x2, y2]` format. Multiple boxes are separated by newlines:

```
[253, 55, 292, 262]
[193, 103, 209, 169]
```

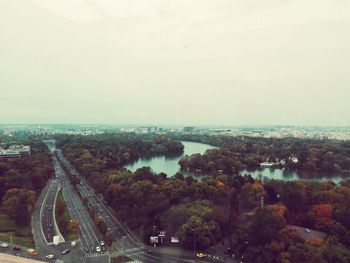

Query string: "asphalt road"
[31, 152, 83, 263]
[52, 150, 110, 263]
[41, 179, 60, 244]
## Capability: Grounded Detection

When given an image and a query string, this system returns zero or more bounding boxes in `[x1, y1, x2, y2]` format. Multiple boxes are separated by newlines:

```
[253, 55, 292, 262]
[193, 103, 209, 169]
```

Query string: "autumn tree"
[310, 204, 333, 230]
[239, 181, 265, 211]
[68, 219, 80, 234]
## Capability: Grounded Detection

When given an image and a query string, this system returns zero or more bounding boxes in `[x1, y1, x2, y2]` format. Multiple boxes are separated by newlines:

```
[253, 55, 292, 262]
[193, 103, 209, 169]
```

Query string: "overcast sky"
[0, 0, 349, 126]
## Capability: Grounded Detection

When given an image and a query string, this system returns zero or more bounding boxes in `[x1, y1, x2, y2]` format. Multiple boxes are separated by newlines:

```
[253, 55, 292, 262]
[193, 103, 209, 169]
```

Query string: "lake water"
[242, 168, 350, 183]
[124, 141, 216, 176]
[125, 141, 350, 182]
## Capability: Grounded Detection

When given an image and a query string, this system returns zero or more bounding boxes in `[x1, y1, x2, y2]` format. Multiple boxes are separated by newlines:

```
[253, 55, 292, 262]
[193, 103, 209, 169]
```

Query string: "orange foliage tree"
[310, 204, 333, 230]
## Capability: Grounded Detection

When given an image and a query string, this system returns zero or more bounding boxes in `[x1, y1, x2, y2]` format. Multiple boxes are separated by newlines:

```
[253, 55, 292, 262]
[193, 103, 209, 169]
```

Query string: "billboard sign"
[171, 237, 179, 243]
[150, 236, 159, 244]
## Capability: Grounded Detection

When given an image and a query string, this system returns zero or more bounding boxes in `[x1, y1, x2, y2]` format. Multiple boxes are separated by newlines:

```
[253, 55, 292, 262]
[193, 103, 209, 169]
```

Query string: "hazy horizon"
[1, 0, 350, 126]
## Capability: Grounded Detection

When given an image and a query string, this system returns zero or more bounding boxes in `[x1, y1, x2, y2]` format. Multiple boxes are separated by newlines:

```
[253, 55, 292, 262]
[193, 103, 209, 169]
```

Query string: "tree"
[0, 162, 9, 176]
[68, 219, 80, 234]
[239, 182, 265, 211]
[310, 204, 333, 230]
[323, 237, 350, 263]
[177, 215, 220, 249]
[248, 207, 285, 246]
[15, 196, 30, 226]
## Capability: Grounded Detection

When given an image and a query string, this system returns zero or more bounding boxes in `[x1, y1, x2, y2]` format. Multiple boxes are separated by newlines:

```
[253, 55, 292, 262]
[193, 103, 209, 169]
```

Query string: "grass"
[0, 214, 34, 247]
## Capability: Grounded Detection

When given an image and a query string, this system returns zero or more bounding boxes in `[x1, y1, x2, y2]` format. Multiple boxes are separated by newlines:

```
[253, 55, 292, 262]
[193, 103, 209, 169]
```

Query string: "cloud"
[0, 0, 349, 125]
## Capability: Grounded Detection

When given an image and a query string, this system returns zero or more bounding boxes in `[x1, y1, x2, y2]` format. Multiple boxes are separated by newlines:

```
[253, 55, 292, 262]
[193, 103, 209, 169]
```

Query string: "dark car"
[13, 246, 21, 251]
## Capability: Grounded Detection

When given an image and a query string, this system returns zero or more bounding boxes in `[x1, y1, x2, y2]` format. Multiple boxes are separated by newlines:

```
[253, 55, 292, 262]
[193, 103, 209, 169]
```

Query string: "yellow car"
[27, 248, 38, 256]
[196, 252, 207, 258]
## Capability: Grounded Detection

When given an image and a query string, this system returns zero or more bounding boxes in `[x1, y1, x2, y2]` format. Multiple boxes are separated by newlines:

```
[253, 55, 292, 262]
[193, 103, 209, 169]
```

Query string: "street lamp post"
[153, 225, 157, 247]
[244, 240, 250, 263]
[122, 236, 127, 263]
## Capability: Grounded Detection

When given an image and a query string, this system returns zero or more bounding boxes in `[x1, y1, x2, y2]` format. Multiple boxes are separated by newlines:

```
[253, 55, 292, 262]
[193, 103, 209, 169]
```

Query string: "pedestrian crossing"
[85, 251, 109, 258]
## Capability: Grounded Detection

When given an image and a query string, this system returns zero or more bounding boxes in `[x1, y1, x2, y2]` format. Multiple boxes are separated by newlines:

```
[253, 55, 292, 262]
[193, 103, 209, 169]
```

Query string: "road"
[32, 177, 82, 262]
[40, 179, 61, 244]
[54, 145, 229, 263]
[50, 147, 110, 263]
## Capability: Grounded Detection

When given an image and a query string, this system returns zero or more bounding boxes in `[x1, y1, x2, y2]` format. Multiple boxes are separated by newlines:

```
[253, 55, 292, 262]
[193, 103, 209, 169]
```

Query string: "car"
[0, 242, 9, 248]
[100, 240, 105, 246]
[96, 246, 101, 252]
[46, 255, 56, 260]
[196, 252, 207, 258]
[61, 248, 70, 255]
[305, 228, 311, 233]
[102, 246, 106, 252]
[13, 246, 21, 251]
[27, 249, 38, 256]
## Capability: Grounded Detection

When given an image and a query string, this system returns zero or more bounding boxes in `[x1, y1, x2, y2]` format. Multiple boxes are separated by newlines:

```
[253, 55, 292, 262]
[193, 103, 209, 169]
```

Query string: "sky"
[0, 0, 350, 126]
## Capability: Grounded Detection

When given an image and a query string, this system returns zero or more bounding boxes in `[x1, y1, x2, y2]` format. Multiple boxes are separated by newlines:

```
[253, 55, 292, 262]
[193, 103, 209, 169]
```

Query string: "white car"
[45, 255, 56, 260]
[100, 240, 105, 246]
[0, 242, 9, 248]
[96, 246, 101, 252]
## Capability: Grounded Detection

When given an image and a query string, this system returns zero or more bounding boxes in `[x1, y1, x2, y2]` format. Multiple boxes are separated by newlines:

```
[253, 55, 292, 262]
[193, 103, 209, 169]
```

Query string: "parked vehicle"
[46, 254, 56, 260]
[0, 242, 9, 248]
[62, 248, 70, 255]
[27, 248, 38, 256]
[13, 246, 21, 251]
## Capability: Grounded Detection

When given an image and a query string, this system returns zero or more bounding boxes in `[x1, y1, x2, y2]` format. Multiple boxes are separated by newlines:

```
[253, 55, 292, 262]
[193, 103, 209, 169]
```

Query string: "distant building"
[136, 127, 157, 134]
[289, 156, 299, 164]
[260, 162, 275, 168]
[0, 150, 20, 158]
[120, 128, 135, 133]
[183, 127, 195, 133]
[0, 145, 31, 159]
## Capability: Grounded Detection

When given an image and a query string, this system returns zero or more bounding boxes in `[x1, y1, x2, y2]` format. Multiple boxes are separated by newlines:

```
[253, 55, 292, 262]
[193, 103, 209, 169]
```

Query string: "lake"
[125, 141, 350, 183]
[124, 141, 216, 176]
[242, 168, 350, 183]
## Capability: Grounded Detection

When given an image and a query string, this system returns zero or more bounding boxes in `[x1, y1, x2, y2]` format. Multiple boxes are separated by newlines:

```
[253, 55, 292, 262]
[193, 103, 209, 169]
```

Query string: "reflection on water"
[241, 167, 350, 183]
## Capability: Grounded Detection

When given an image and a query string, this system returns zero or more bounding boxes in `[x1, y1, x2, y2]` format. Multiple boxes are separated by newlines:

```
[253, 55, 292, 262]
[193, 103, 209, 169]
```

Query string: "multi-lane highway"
[32, 168, 82, 262]
[50, 147, 110, 263]
[41, 179, 61, 244]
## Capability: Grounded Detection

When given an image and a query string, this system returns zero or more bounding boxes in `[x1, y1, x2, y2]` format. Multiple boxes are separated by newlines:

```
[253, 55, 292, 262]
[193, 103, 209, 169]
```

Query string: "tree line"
[55, 133, 184, 174]
[172, 134, 350, 175]
[57, 134, 350, 262]
[0, 136, 54, 227]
